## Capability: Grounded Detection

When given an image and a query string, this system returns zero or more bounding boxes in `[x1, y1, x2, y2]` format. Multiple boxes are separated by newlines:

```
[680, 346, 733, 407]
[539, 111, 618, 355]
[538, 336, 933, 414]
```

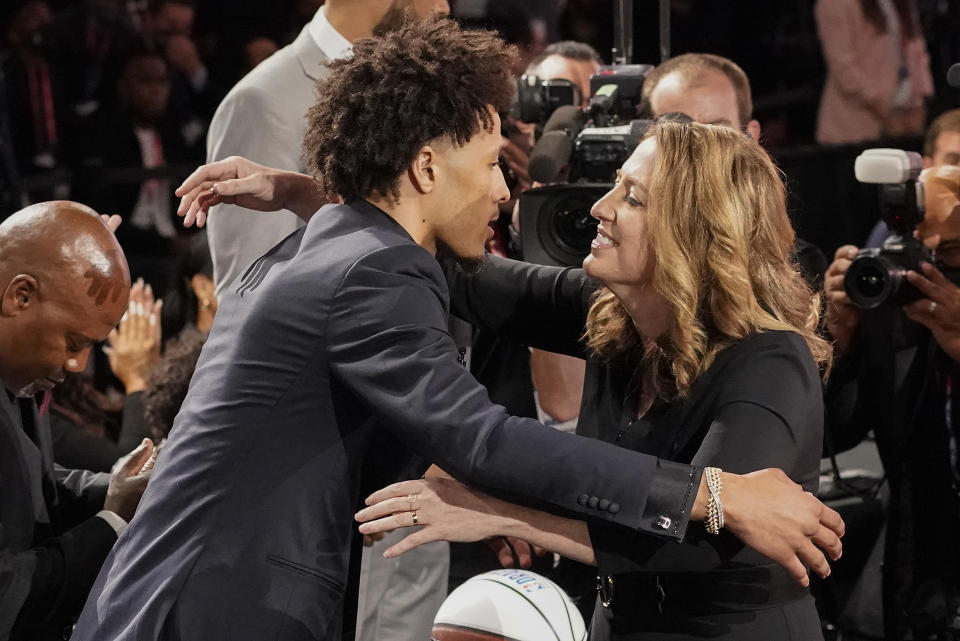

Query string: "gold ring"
[411, 511, 419, 526]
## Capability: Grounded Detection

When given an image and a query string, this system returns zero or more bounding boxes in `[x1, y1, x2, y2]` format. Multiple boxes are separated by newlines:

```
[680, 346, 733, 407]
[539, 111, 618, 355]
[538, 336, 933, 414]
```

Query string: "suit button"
[577, 494, 589, 506]
[608, 503, 620, 514]
[587, 496, 599, 509]
[598, 498, 610, 511]
[655, 515, 672, 530]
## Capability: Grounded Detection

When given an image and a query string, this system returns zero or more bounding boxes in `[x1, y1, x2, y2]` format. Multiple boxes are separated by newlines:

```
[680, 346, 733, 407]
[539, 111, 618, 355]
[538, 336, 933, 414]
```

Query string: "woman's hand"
[355, 477, 514, 558]
[104, 279, 162, 393]
[174, 156, 325, 228]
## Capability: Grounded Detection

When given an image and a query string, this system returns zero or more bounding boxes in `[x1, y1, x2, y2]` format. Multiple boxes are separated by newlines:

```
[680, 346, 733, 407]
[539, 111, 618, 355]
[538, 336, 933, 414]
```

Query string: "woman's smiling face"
[583, 137, 658, 291]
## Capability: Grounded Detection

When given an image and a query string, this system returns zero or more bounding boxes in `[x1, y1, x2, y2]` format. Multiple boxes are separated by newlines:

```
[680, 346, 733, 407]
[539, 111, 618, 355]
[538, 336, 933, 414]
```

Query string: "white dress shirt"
[308, 5, 353, 62]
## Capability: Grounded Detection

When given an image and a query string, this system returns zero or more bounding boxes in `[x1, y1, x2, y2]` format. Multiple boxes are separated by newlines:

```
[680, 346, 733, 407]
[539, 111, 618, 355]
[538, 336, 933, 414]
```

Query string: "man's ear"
[408, 145, 438, 195]
[747, 119, 761, 143]
[0, 274, 38, 317]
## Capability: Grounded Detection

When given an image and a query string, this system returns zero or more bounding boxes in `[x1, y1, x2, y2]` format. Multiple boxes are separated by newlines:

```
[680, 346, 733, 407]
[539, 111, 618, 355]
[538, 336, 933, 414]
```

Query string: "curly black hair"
[303, 16, 517, 203]
[143, 330, 205, 438]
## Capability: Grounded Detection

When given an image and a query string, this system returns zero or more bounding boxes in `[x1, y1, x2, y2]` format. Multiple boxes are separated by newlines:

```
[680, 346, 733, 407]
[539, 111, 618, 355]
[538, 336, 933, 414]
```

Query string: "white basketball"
[432, 569, 588, 641]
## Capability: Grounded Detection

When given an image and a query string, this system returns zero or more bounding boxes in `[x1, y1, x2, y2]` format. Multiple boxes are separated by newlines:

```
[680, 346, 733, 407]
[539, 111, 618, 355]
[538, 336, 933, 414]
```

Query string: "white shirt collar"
[308, 5, 353, 62]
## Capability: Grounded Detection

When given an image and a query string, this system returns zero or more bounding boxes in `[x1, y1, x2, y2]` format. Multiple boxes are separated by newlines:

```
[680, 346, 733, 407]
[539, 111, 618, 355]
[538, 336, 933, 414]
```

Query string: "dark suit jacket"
[72, 200, 701, 641]
[0, 390, 115, 641]
[825, 307, 960, 638]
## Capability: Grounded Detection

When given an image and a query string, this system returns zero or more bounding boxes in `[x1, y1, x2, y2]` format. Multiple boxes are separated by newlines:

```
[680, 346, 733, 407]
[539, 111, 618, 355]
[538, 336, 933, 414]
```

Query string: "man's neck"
[365, 196, 437, 255]
[324, 2, 377, 43]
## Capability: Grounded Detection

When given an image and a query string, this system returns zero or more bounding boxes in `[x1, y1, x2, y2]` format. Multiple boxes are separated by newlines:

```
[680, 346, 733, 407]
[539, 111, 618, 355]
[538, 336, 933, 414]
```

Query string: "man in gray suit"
[73, 19, 843, 641]
[206, 0, 450, 298]
[206, 3, 452, 638]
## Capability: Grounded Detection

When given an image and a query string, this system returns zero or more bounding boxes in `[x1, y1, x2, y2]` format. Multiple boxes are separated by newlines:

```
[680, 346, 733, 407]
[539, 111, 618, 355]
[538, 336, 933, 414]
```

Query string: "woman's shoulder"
[701, 330, 821, 399]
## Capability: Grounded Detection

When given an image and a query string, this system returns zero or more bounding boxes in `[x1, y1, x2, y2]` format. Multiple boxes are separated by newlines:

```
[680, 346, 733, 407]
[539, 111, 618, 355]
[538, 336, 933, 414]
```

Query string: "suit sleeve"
[445, 254, 598, 358]
[205, 84, 306, 297]
[0, 514, 116, 639]
[823, 340, 874, 455]
[327, 244, 698, 540]
[54, 467, 110, 531]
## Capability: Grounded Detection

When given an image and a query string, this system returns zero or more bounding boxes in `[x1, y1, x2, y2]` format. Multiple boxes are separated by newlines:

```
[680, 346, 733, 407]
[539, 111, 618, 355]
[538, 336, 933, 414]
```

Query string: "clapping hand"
[104, 279, 162, 393]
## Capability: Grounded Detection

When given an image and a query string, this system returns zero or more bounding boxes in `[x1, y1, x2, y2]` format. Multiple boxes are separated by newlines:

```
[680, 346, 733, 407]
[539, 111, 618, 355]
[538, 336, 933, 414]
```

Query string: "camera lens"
[844, 255, 893, 309]
[854, 265, 886, 298]
[538, 192, 600, 265]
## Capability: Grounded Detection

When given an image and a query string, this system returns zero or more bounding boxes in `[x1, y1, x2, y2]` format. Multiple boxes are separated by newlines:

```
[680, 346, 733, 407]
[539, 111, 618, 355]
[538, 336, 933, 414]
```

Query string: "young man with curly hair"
[72, 18, 844, 641]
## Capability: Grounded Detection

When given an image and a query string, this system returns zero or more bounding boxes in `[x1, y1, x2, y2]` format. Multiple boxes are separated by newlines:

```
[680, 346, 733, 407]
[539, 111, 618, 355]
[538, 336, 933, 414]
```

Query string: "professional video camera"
[518, 65, 653, 267]
[843, 149, 931, 308]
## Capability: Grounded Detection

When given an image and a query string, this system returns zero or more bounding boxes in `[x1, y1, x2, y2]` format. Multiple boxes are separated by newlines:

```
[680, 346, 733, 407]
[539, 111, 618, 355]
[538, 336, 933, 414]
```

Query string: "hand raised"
[104, 278, 162, 393]
[175, 156, 323, 227]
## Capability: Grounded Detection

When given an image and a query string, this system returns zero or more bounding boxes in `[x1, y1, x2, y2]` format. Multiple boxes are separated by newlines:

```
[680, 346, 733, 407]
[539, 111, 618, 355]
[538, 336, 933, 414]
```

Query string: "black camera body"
[844, 149, 931, 309]
[511, 75, 581, 129]
[518, 184, 611, 267]
[518, 65, 653, 267]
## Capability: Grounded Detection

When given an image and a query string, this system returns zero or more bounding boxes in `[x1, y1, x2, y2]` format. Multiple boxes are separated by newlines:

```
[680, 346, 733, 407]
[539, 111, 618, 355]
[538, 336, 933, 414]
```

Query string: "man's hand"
[904, 261, 960, 363]
[175, 156, 324, 227]
[104, 278, 162, 393]
[103, 438, 155, 522]
[824, 245, 863, 354]
[709, 469, 844, 587]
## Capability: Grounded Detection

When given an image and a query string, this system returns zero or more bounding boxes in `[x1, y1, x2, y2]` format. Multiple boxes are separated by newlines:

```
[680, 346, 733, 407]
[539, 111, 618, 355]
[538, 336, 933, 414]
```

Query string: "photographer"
[824, 163, 960, 639]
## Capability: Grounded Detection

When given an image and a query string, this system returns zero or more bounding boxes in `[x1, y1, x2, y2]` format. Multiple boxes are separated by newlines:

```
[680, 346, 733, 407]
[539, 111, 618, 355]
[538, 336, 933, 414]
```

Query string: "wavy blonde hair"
[585, 121, 831, 398]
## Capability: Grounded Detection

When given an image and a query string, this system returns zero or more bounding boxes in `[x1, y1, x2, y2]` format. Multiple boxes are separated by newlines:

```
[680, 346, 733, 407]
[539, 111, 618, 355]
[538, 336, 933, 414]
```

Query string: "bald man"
[0, 201, 153, 641]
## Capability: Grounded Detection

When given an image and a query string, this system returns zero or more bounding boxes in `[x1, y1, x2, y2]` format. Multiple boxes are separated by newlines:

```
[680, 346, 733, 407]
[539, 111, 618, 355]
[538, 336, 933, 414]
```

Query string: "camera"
[518, 64, 653, 267]
[511, 74, 581, 130]
[843, 149, 932, 308]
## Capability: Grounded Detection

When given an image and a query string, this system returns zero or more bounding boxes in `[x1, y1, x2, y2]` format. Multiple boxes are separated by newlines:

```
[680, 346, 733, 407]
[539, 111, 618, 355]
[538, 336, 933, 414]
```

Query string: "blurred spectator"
[241, 36, 277, 73]
[70, 44, 200, 291]
[476, 1, 545, 75]
[1, 1, 62, 175]
[160, 232, 216, 348]
[145, 0, 224, 136]
[815, 0, 933, 144]
[44, 0, 140, 119]
[557, 0, 612, 65]
[50, 279, 160, 472]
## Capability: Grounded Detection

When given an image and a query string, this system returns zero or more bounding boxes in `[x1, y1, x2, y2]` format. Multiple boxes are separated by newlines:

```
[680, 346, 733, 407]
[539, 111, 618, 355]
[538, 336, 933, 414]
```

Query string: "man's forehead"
[650, 69, 739, 125]
[934, 130, 960, 159]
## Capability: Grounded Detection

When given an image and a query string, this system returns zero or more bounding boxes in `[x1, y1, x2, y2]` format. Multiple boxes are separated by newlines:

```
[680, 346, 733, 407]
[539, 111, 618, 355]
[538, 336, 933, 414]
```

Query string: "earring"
[200, 298, 212, 311]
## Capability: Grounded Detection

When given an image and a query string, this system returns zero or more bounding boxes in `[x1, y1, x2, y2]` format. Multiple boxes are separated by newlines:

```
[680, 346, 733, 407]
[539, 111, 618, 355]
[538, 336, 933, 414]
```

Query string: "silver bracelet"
[704, 466, 724, 535]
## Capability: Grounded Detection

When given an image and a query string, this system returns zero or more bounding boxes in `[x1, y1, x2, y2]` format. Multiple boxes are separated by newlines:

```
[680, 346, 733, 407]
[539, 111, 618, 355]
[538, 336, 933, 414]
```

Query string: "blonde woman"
[352, 121, 833, 640]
